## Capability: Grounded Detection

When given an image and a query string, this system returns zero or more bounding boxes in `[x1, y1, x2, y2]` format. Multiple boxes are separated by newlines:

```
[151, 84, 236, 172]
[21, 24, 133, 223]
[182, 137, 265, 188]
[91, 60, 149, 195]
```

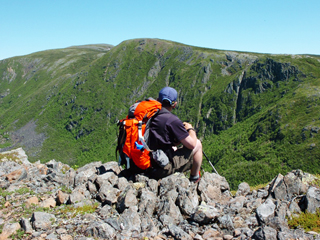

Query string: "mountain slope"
[1, 39, 320, 189]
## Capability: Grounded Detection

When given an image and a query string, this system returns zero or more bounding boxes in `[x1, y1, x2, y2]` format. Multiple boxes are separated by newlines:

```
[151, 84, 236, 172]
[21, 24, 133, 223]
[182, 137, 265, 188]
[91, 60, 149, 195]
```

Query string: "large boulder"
[85, 221, 116, 239]
[304, 186, 320, 213]
[256, 199, 276, 224]
[191, 201, 220, 224]
[30, 212, 56, 231]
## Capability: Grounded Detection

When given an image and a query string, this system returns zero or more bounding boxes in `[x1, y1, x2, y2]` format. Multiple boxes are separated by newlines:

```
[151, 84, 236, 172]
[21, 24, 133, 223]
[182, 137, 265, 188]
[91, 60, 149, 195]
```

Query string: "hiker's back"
[147, 107, 184, 152]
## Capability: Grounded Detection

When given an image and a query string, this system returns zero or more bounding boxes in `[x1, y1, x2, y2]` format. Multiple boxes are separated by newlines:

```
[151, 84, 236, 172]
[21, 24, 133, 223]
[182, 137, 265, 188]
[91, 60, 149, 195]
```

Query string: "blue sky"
[1, 0, 319, 60]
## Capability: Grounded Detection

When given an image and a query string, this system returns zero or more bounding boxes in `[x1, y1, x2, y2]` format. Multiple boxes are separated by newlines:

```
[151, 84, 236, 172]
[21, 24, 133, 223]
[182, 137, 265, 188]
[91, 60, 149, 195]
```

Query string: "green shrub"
[288, 210, 320, 233]
[10, 229, 27, 240]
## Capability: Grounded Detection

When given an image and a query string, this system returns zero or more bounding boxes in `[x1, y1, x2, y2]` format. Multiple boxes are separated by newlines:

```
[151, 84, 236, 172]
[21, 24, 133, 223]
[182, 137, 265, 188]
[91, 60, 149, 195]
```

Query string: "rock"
[46, 159, 60, 170]
[159, 214, 176, 227]
[270, 170, 310, 201]
[56, 190, 69, 205]
[224, 235, 233, 240]
[202, 228, 221, 239]
[5, 168, 27, 182]
[159, 173, 189, 196]
[43, 169, 70, 187]
[6, 183, 21, 192]
[25, 196, 39, 207]
[56, 228, 67, 234]
[233, 216, 246, 229]
[30, 212, 56, 231]
[289, 200, 301, 214]
[138, 188, 158, 216]
[74, 198, 94, 208]
[32, 161, 48, 175]
[284, 172, 303, 199]
[0, 161, 21, 177]
[200, 184, 221, 203]
[236, 182, 251, 197]
[65, 168, 76, 187]
[99, 204, 119, 219]
[256, 199, 276, 224]
[95, 171, 118, 188]
[246, 197, 262, 211]
[257, 189, 269, 198]
[271, 176, 288, 200]
[116, 176, 129, 192]
[106, 206, 141, 232]
[240, 227, 255, 238]
[218, 214, 234, 234]
[98, 182, 120, 205]
[45, 232, 58, 239]
[140, 213, 158, 235]
[228, 196, 246, 213]
[87, 181, 97, 195]
[191, 202, 220, 224]
[85, 221, 116, 239]
[74, 161, 101, 186]
[275, 201, 288, 222]
[277, 230, 297, 240]
[157, 197, 183, 224]
[252, 226, 277, 240]
[0, 148, 31, 165]
[162, 188, 179, 202]
[116, 186, 138, 213]
[305, 186, 320, 213]
[98, 161, 122, 175]
[20, 217, 33, 233]
[0, 222, 21, 240]
[198, 172, 230, 193]
[40, 196, 56, 208]
[168, 224, 193, 240]
[69, 184, 90, 204]
[135, 174, 158, 194]
[176, 185, 199, 215]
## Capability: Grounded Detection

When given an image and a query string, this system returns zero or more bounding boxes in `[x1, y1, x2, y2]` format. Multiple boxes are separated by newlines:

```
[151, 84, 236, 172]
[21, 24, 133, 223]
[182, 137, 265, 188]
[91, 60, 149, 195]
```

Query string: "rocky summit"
[0, 148, 320, 240]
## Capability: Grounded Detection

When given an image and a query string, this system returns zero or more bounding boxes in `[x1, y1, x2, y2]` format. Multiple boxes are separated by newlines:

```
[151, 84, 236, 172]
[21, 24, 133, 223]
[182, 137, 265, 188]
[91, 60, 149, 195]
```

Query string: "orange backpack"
[116, 98, 162, 170]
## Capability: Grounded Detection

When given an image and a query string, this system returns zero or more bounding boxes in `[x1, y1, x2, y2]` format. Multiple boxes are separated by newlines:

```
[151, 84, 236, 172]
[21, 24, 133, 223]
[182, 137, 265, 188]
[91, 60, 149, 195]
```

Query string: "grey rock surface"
[0, 148, 319, 239]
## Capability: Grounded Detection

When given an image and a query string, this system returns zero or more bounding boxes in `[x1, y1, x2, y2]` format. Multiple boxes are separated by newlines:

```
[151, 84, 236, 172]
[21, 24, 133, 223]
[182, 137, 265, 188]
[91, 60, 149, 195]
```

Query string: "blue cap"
[158, 87, 178, 104]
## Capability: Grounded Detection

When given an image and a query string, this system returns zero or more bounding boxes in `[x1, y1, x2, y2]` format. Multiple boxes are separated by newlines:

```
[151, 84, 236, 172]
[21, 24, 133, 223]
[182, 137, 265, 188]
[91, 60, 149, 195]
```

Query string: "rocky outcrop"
[0, 148, 320, 239]
[224, 58, 306, 124]
[232, 58, 304, 96]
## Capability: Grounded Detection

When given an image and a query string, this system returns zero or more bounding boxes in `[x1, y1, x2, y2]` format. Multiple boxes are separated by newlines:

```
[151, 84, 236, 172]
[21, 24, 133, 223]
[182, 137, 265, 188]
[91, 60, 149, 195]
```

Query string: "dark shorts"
[149, 146, 193, 180]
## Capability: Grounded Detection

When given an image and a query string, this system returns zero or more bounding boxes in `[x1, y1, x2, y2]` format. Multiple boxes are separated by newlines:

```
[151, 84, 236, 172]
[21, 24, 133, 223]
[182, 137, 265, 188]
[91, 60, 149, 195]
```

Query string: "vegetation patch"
[0, 188, 12, 198]
[10, 229, 27, 240]
[53, 202, 100, 220]
[0, 152, 20, 163]
[288, 210, 320, 233]
[311, 174, 320, 188]
[60, 185, 72, 194]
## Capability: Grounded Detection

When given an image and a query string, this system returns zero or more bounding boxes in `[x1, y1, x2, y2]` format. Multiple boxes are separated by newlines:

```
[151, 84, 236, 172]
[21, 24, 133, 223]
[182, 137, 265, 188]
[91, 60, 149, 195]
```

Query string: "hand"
[183, 122, 193, 130]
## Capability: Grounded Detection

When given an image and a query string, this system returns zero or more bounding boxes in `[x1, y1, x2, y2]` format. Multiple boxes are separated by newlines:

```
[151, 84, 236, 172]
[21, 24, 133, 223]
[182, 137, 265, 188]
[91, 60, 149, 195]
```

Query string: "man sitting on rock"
[147, 86, 203, 183]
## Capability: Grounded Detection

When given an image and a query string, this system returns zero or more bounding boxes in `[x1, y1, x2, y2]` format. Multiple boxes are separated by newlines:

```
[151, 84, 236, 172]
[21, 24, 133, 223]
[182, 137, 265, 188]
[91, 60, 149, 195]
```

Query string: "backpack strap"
[143, 108, 164, 151]
[137, 120, 153, 152]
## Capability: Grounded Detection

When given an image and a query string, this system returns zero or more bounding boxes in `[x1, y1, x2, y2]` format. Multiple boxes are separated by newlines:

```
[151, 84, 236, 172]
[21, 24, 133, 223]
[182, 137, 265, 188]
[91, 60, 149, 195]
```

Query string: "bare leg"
[191, 139, 203, 176]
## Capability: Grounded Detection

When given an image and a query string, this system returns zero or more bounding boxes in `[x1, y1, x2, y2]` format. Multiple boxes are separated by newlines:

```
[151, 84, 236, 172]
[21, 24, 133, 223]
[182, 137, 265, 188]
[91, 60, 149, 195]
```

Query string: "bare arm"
[180, 122, 197, 149]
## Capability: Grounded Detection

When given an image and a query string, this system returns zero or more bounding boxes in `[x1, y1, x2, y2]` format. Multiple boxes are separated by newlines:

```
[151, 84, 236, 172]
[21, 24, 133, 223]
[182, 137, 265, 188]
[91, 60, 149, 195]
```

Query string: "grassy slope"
[203, 56, 320, 189]
[1, 39, 320, 189]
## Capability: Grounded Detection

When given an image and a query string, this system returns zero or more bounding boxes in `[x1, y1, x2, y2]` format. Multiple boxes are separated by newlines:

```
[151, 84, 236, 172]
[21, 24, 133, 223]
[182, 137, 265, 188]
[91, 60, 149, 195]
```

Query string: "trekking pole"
[203, 150, 233, 197]
[202, 151, 220, 176]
